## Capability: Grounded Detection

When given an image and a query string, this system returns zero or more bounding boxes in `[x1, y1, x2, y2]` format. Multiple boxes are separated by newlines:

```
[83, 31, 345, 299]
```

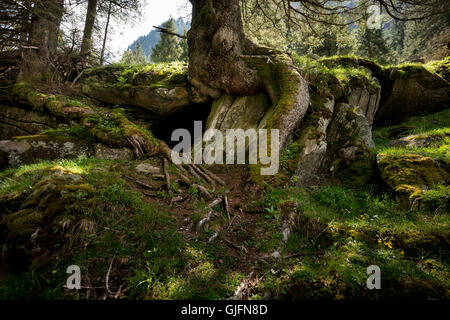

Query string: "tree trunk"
[100, 0, 112, 65]
[80, 0, 99, 58]
[18, 0, 64, 80]
[187, 0, 310, 148]
[187, 0, 262, 98]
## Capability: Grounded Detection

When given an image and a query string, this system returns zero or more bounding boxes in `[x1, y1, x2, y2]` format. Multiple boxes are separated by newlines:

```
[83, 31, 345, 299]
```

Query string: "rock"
[82, 83, 191, 116]
[325, 103, 376, 186]
[294, 98, 335, 186]
[0, 166, 96, 269]
[0, 138, 89, 169]
[80, 63, 205, 117]
[375, 65, 450, 126]
[388, 133, 448, 148]
[206, 93, 271, 131]
[135, 163, 161, 175]
[377, 154, 449, 208]
[348, 78, 381, 126]
[0, 105, 59, 139]
[94, 144, 134, 160]
[0, 136, 135, 170]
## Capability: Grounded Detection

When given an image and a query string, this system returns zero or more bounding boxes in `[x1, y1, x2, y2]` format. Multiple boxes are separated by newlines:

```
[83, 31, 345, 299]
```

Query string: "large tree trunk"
[80, 0, 99, 59]
[18, 0, 64, 80]
[187, 0, 309, 148]
[187, 0, 262, 98]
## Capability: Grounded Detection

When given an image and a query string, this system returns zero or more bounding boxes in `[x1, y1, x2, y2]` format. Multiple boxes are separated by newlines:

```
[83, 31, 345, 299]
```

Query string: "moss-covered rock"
[9, 83, 159, 160]
[293, 97, 335, 186]
[325, 103, 377, 187]
[377, 153, 449, 208]
[0, 165, 96, 269]
[0, 105, 59, 140]
[80, 62, 205, 116]
[375, 63, 449, 126]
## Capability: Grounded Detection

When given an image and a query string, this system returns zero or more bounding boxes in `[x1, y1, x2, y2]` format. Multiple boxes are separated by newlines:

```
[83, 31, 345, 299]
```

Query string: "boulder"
[0, 136, 135, 170]
[82, 83, 191, 116]
[325, 103, 376, 186]
[80, 63, 206, 117]
[377, 154, 449, 208]
[347, 78, 381, 126]
[375, 65, 450, 126]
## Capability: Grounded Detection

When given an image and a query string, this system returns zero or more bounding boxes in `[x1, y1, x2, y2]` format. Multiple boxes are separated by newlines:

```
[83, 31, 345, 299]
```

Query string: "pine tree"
[150, 18, 183, 63]
[179, 28, 189, 62]
[353, 24, 391, 64]
[120, 42, 147, 64]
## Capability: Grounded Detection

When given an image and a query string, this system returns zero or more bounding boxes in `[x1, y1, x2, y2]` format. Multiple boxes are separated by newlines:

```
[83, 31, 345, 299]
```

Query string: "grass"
[0, 156, 448, 299]
[249, 183, 449, 299]
[0, 157, 246, 300]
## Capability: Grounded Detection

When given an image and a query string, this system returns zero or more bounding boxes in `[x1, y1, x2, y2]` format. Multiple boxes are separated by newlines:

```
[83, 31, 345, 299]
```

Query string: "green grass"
[0, 157, 245, 300]
[250, 183, 449, 299]
[373, 109, 450, 147]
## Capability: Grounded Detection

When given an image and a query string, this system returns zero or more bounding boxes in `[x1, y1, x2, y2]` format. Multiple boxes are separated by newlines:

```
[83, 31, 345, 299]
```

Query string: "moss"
[377, 153, 449, 207]
[11, 82, 160, 157]
[83, 62, 188, 89]
[426, 56, 450, 81]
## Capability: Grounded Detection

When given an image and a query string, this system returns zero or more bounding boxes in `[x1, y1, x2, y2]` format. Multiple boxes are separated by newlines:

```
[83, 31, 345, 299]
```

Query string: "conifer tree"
[150, 18, 182, 63]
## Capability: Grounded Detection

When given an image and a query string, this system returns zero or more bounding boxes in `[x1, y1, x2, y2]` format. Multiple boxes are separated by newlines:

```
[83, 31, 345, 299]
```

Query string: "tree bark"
[187, 0, 310, 148]
[80, 0, 99, 58]
[187, 0, 262, 98]
[99, 0, 112, 65]
[18, 0, 64, 80]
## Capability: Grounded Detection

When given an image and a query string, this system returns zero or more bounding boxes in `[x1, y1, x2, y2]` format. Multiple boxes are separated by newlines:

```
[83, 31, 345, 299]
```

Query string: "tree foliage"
[150, 18, 184, 63]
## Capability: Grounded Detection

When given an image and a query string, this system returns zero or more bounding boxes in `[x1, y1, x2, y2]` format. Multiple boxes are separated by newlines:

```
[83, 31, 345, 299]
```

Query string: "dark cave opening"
[150, 102, 212, 149]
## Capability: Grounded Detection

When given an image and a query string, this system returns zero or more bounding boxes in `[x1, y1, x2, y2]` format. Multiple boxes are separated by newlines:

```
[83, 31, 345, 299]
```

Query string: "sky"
[107, 0, 191, 61]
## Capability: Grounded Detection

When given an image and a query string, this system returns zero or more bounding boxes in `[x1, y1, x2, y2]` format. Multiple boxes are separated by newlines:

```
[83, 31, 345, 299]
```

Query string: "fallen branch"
[104, 256, 115, 300]
[208, 231, 219, 243]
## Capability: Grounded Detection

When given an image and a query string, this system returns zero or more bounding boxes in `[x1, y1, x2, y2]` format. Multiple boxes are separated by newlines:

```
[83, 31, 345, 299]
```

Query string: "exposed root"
[163, 158, 171, 194]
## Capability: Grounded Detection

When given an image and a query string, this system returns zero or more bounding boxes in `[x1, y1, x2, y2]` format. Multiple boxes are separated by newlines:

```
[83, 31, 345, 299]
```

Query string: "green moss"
[377, 153, 449, 207]
[11, 83, 160, 156]
[426, 56, 450, 81]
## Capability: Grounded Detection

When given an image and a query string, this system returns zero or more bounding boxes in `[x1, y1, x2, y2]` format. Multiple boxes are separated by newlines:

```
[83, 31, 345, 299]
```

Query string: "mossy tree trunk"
[187, 0, 263, 98]
[187, 0, 309, 148]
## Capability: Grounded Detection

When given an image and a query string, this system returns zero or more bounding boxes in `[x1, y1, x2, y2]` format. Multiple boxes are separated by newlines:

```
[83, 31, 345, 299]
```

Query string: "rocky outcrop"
[375, 65, 449, 126]
[0, 136, 134, 170]
[347, 79, 381, 126]
[294, 98, 335, 186]
[324, 103, 376, 186]
[80, 63, 206, 117]
[0, 166, 96, 268]
[0, 105, 60, 139]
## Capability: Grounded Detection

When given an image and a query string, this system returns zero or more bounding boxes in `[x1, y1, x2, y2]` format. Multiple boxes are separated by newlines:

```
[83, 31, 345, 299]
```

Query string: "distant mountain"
[127, 17, 190, 61]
